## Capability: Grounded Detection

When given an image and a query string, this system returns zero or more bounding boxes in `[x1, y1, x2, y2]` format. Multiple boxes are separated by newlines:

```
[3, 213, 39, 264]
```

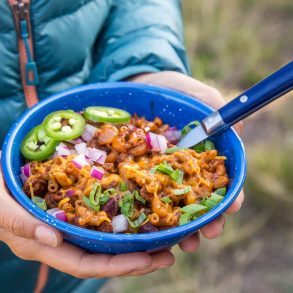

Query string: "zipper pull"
[14, 1, 39, 86]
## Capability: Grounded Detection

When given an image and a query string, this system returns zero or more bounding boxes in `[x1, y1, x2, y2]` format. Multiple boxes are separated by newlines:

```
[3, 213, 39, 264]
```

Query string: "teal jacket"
[0, 0, 189, 292]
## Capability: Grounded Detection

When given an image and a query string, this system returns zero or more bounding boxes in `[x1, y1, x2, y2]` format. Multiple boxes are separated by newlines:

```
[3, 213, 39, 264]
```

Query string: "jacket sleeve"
[88, 0, 190, 82]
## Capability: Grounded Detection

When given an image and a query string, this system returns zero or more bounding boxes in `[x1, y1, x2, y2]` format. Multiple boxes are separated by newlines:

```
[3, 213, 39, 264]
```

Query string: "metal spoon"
[177, 61, 293, 148]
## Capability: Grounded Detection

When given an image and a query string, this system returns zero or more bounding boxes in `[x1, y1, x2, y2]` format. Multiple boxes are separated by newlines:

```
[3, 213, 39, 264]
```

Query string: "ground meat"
[97, 222, 113, 233]
[139, 222, 159, 233]
[44, 192, 63, 209]
[125, 179, 138, 191]
[68, 215, 83, 227]
[102, 197, 119, 218]
[23, 177, 47, 197]
[103, 163, 117, 173]
[117, 153, 134, 164]
[87, 138, 108, 152]
[140, 186, 153, 201]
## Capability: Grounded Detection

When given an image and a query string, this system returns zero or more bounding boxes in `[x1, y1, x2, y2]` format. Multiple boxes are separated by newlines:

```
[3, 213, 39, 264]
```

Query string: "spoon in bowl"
[177, 61, 293, 148]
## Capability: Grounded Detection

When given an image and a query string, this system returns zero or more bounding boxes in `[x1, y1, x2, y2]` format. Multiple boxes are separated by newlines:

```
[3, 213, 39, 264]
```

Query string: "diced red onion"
[71, 154, 89, 169]
[146, 132, 152, 148]
[88, 148, 107, 164]
[47, 208, 68, 222]
[56, 212, 68, 222]
[67, 138, 84, 145]
[75, 142, 87, 155]
[21, 163, 31, 178]
[112, 214, 129, 233]
[85, 124, 98, 136]
[56, 142, 71, 156]
[70, 149, 77, 155]
[163, 129, 181, 144]
[81, 124, 98, 142]
[20, 174, 28, 184]
[75, 143, 107, 165]
[90, 166, 105, 180]
[146, 132, 167, 153]
[81, 131, 93, 142]
[66, 190, 75, 197]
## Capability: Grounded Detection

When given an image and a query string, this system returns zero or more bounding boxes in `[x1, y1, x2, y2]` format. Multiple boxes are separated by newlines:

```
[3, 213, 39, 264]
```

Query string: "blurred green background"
[102, 0, 293, 292]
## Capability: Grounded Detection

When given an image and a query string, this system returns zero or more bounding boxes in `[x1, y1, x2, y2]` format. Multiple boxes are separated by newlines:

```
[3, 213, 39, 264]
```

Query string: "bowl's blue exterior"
[1, 82, 246, 254]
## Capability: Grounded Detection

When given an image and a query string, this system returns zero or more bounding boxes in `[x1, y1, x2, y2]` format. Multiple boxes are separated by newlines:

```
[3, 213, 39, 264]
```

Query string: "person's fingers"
[40, 243, 152, 278]
[0, 196, 63, 247]
[200, 216, 225, 239]
[130, 71, 225, 107]
[78, 248, 174, 278]
[178, 232, 200, 253]
[225, 190, 245, 214]
[2, 231, 155, 278]
[127, 250, 175, 276]
[233, 121, 244, 136]
[7, 231, 174, 278]
[0, 173, 63, 247]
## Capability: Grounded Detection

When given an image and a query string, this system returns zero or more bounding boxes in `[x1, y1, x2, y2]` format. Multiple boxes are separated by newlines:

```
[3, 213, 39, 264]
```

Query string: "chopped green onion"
[211, 192, 224, 203]
[181, 120, 200, 137]
[165, 147, 187, 154]
[133, 190, 146, 204]
[150, 166, 159, 174]
[181, 204, 207, 214]
[193, 142, 205, 153]
[103, 188, 116, 196]
[161, 196, 172, 203]
[156, 162, 174, 176]
[193, 140, 215, 153]
[120, 182, 128, 192]
[119, 193, 134, 217]
[100, 194, 110, 205]
[32, 196, 47, 211]
[82, 195, 100, 212]
[127, 212, 147, 228]
[154, 162, 184, 184]
[214, 187, 226, 196]
[204, 198, 218, 210]
[179, 213, 191, 225]
[171, 169, 183, 184]
[201, 193, 224, 211]
[179, 188, 226, 224]
[174, 186, 192, 196]
[199, 198, 207, 206]
[204, 140, 215, 151]
[89, 182, 101, 206]
[29, 182, 47, 211]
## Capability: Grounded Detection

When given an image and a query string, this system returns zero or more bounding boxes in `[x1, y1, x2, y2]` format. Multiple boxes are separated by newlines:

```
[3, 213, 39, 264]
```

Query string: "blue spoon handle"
[218, 61, 293, 126]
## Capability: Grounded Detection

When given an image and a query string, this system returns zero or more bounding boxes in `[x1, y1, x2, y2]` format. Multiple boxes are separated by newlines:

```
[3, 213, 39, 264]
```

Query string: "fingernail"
[35, 226, 58, 247]
[158, 263, 172, 269]
[137, 265, 151, 271]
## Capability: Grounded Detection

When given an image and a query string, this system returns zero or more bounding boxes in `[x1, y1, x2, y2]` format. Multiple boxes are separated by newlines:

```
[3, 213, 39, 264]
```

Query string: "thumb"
[0, 162, 63, 247]
[0, 191, 63, 247]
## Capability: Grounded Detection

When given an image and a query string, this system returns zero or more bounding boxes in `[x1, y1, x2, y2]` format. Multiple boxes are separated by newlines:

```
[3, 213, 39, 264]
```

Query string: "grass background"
[101, 0, 293, 292]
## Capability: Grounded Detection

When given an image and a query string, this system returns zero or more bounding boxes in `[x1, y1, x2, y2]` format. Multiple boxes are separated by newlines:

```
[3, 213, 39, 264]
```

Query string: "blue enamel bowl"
[1, 82, 246, 254]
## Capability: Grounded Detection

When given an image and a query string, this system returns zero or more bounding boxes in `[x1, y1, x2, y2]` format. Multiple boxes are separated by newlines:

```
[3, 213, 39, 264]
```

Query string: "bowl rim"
[1, 82, 247, 243]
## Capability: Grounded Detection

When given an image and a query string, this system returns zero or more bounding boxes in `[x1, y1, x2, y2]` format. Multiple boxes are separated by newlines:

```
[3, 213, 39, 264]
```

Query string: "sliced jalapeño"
[20, 125, 59, 161]
[43, 110, 85, 140]
[84, 106, 130, 123]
